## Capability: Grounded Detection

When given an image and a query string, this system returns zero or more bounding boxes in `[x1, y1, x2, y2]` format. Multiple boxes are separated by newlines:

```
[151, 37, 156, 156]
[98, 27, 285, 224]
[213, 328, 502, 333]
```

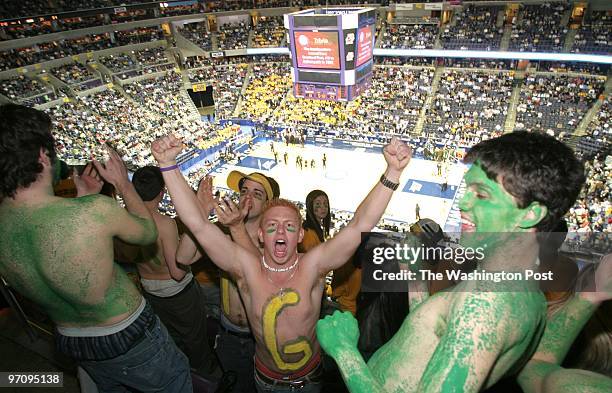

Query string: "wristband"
[380, 174, 399, 191]
[159, 164, 179, 172]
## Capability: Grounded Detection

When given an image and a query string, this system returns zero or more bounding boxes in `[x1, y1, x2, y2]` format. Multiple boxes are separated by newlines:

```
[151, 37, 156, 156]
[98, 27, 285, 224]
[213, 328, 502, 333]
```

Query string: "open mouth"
[274, 239, 287, 257]
[461, 216, 476, 233]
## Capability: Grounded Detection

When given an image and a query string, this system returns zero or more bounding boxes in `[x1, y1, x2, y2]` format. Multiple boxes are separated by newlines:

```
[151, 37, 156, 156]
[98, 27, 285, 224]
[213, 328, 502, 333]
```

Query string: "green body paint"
[0, 196, 142, 326]
[320, 161, 550, 393]
[518, 295, 612, 393]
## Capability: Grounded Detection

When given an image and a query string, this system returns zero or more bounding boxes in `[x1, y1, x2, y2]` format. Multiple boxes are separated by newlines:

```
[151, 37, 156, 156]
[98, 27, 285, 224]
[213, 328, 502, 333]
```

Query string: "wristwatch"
[380, 174, 399, 191]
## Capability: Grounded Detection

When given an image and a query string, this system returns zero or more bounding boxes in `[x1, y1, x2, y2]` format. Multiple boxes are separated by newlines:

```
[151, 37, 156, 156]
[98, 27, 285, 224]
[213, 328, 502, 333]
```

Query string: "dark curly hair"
[464, 131, 585, 232]
[0, 104, 56, 203]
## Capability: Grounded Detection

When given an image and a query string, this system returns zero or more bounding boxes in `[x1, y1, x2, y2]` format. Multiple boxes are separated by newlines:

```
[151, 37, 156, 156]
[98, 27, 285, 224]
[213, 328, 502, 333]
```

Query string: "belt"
[255, 351, 322, 385]
[255, 361, 322, 388]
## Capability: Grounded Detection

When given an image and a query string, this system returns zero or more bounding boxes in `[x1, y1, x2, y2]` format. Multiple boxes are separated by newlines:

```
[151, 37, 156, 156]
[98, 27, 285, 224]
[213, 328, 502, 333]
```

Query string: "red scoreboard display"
[285, 7, 376, 101]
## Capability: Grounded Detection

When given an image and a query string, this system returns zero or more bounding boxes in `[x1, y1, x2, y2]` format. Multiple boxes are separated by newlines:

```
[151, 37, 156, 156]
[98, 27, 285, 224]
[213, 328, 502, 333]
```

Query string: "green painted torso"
[0, 196, 142, 326]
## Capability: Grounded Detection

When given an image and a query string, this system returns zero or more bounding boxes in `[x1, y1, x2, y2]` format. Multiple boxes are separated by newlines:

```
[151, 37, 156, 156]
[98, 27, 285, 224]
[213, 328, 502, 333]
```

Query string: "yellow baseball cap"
[226, 171, 279, 201]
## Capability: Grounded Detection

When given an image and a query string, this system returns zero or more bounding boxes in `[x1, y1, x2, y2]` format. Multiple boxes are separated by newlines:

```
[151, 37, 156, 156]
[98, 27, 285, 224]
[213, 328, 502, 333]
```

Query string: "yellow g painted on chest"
[263, 290, 313, 371]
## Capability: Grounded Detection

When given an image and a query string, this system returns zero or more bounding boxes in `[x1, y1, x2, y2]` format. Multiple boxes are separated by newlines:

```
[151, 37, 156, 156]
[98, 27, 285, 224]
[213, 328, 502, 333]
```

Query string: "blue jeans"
[80, 316, 192, 393]
[215, 328, 256, 392]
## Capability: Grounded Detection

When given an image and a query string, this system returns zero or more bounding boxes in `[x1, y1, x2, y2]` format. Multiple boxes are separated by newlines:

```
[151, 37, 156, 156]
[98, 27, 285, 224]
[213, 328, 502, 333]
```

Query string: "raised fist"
[316, 311, 360, 359]
[151, 135, 184, 166]
[383, 137, 412, 172]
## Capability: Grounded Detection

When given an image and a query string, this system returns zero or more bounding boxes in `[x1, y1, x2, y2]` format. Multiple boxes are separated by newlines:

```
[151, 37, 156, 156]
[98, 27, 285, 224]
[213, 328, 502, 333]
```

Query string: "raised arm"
[310, 138, 412, 275]
[151, 135, 254, 278]
[198, 175, 261, 257]
[93, 146, 157, 245]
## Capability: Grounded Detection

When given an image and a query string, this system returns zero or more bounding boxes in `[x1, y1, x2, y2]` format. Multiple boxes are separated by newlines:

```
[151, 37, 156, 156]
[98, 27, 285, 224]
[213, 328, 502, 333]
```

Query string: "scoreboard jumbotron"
[284, 7, 376, 102]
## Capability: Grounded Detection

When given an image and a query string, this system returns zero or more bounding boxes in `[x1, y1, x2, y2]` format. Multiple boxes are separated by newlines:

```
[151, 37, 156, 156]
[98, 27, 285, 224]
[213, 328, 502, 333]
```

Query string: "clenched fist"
[316, 311, 360, 359]
[383, 137, 412, 173]
[151, 135, 184, 166]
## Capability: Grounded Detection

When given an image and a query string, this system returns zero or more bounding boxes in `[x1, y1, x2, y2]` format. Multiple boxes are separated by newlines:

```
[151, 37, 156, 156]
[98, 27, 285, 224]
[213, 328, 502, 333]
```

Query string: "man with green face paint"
[0, 105, 192, 392]
[317, 131, 586, 392]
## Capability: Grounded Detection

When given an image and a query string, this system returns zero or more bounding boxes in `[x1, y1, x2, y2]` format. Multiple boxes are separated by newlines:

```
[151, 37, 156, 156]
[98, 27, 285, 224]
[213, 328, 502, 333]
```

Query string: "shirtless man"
[129, 165, 221, 382]
[316, 131, 586, 392]
[177, 170, 280, 392]
[0, 104, 191, 392]
[153, 134, 411, 392]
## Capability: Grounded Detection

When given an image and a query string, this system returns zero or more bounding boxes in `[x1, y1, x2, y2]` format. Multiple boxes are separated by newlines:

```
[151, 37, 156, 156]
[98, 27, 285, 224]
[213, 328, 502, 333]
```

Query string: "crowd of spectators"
[211, 63, 249, 119]
[217, 22, 250, 50]
[349, 66, 433, 136]
[124, 72, 198, 123]
[178, 22, 213, 52]
[0, 75, 51, 102]
[134, 47, 170, 67]
[0, 27, 164, 71]
[441, 5, 503, 51]
[99, 53, 137, 73]
[515, 74, 605, 137]
[538, 61, 609, 76]
[114, 27, 164, 46]
[567, 154, 611, 233]
[252, 16, 284, 48]
[423, 70, 514, 145]
[510, 3, 569, 52]
[379, 23, 438, 50]
[50, 62, 97, 85]
[240, 62, 291, 121]
[572, 11, 612, 55]
[375, 56, 435, 67]
[0, 34, 116, 71]
[444, 58, 514, 70]
[573, 98, 610, 160]
[0, 0, 146, 20]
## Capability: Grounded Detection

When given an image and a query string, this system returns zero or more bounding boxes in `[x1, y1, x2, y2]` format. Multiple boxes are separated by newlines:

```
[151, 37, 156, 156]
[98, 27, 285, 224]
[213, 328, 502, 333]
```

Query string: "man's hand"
[216, 196, 251, 228]
[92, 145, 129, 191]
[383, 137, 412, 173]
[197, 176, 217, 215]
[74, 163, 103, 197]
[151, 134, 184, 166]
[316, 311, 360, 359]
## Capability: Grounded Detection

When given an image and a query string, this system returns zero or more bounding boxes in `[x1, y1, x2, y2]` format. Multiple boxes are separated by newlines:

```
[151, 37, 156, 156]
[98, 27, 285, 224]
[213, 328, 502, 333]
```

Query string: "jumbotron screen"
[293, 30, 341, 70]
[356, 25, 374, 67]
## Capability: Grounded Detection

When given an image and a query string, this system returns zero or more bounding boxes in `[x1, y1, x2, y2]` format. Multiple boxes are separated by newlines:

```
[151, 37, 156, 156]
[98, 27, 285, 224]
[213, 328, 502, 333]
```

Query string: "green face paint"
[459, 163, 526, 233]
[266, 227, 276, 234]
[286, 225, 297, 233]
[458, 162, 532, 253]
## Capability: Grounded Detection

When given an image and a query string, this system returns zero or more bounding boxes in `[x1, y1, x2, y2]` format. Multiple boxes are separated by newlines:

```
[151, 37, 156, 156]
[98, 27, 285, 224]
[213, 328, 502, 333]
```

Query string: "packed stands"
[240, 62, 291, 121]
[252, 16, 284, 48]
